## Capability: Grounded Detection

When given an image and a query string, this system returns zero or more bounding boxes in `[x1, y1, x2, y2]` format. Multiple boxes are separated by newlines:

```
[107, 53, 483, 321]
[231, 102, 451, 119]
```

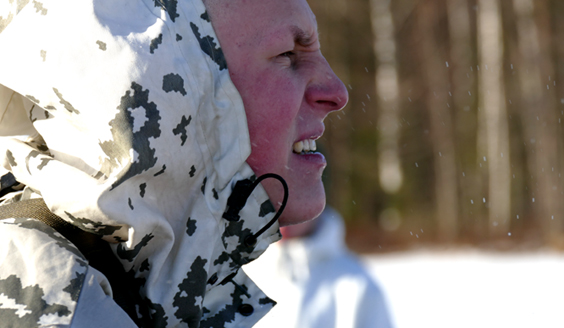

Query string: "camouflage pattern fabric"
[0, 0, 281, 327]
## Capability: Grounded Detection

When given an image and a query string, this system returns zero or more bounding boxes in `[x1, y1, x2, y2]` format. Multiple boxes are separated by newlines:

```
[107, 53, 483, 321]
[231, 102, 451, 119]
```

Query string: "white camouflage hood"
[0, 0, 281, 326]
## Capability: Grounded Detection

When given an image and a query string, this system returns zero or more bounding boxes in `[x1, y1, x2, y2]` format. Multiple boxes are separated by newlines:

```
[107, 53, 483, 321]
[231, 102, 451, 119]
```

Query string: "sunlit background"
[313, 0, 564, 250]
[308, 0, 564, 326]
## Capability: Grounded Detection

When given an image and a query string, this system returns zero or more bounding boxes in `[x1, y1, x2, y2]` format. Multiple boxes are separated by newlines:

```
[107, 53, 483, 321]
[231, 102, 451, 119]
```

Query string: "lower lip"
[292, 152, 327, 167]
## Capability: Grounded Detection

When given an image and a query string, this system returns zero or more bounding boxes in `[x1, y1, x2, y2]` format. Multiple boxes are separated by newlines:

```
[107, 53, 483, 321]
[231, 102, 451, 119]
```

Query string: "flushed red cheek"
[246, 98, 298, 140]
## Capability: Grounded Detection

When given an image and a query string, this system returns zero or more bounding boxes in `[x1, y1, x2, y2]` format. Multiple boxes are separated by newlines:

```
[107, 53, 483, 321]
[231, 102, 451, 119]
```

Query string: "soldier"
[0, 0, 347, 327]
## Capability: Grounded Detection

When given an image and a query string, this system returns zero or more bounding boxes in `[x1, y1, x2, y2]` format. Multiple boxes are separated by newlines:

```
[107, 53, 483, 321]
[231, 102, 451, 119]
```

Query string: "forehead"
[208, 0, 318, 47]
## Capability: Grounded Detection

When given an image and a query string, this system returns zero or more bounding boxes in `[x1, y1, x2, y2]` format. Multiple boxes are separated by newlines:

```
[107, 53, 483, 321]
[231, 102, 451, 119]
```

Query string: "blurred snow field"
[364, 249, 564, 328]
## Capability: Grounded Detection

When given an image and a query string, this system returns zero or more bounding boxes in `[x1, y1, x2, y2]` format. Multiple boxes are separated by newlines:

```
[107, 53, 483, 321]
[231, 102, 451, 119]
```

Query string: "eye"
[276, 51, 296, 67]
[279, 51, 295, 58]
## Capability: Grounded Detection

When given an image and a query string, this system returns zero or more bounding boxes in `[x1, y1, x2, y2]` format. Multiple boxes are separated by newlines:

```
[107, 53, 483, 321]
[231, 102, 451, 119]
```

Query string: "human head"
[205, 0, 348, 226]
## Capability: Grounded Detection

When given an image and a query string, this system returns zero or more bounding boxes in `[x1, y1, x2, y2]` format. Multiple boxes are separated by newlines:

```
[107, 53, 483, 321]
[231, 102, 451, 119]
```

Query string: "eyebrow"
[289, 25, 317, 47]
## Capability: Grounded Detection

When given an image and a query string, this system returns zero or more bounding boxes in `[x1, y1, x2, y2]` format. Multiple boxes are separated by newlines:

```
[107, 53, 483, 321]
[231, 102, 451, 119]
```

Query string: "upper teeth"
[293, 139, 317, 153]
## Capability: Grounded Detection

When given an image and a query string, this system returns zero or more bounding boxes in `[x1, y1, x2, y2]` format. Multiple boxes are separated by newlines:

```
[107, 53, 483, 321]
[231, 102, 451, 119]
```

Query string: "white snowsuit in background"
[244, 207, 393, 328]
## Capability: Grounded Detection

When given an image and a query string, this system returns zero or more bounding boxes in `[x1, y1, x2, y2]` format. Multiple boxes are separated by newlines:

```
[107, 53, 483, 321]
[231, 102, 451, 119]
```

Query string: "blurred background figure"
[244, 206, 393, 328]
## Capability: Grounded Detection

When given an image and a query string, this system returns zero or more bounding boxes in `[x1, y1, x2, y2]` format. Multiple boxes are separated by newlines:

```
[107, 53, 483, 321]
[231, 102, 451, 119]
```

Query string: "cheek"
[242, 77, 300, 145]
[243, 87, 300, 175]
[230, 67, 304, 168]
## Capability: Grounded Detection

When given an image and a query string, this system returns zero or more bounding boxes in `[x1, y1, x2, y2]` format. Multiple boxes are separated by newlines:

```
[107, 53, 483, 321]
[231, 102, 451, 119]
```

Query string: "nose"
[305, 56, 349, 114]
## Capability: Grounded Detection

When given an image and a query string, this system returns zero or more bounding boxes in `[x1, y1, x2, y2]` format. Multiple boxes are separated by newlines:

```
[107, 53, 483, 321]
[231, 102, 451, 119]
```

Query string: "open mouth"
[292, 138, 317, 154]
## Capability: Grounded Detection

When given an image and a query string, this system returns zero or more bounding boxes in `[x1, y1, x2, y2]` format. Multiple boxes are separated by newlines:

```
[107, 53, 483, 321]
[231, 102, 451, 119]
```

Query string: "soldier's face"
[208, 0, 348, 226]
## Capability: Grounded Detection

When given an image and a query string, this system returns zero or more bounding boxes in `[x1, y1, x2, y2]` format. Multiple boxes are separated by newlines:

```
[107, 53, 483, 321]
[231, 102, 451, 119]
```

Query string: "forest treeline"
[309, 0, 564, 251]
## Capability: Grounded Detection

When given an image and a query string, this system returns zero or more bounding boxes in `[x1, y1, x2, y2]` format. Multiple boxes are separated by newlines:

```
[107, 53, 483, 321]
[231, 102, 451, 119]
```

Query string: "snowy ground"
[363, 249, 564, 328]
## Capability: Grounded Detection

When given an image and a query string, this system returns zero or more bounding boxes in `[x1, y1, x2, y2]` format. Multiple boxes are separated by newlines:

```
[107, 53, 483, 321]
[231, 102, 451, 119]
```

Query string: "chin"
[277, 186, 326, 227]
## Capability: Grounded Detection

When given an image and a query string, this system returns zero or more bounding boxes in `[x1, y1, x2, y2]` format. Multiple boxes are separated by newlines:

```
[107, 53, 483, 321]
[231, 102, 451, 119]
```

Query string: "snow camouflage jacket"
[0, 0, 282, 327]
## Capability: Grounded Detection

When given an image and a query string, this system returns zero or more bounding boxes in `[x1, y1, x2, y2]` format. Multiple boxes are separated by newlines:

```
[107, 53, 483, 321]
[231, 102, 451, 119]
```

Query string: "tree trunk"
[418, 0, 459, 241]
[513, 0, 561, 243]
[371, 0, 403, 195]
[447, 0, 483, 238]
[477, 0, 511, 237]
[550, 0, 564, 246]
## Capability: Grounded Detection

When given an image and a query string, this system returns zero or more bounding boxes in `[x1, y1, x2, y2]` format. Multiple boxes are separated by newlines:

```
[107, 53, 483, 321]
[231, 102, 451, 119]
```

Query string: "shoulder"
[0, 217, 139, 328]
[0, 217, 88, 327]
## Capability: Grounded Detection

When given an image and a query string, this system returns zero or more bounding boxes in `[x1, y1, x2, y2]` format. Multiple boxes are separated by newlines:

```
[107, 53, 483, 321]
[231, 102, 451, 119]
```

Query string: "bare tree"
[477, 0, 511, 237]
[551, 0, 564, 246]
[447, 0, 482, 236]
[418, 0, 459, 241]
[513, 0, 561, 242]
[371, 0, 403, 196]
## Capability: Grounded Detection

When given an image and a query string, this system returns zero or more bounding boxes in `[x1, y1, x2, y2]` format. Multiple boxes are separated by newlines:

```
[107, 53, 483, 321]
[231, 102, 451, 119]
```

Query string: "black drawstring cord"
[222, 173, 288, 247]
[245, 173, 288, 246]
[220, 174, 288, 295]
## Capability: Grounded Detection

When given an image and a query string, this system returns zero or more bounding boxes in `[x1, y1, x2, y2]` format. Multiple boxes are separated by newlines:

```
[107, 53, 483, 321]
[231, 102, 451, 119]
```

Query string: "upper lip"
[294, 126, 325, 143]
